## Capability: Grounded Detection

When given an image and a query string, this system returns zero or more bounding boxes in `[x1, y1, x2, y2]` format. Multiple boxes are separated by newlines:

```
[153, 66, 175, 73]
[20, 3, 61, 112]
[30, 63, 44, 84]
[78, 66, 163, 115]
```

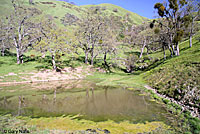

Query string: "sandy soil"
[0, 66, 105, 86]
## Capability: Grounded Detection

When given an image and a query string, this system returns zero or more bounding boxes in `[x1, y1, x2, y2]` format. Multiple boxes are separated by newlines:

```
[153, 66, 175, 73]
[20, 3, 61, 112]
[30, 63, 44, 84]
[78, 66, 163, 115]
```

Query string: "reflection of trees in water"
[142, 96, 149, 111]
[53, 89, 56, 103]
[105, 87, 108, 101]
[85, 88, 97, 114]
[3, 96, 8, 108]
[18, 96, 26, 116]
[0, 85, 169, 123]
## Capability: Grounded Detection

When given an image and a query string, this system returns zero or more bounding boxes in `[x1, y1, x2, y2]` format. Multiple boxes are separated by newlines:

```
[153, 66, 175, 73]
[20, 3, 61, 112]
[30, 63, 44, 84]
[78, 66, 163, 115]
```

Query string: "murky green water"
[0, 80, 173, 124]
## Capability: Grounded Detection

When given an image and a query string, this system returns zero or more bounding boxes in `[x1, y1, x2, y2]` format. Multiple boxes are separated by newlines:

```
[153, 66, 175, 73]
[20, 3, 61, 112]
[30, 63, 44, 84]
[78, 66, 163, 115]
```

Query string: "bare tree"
[6, 0, 41, 64]
[186, 0, 200, 47]
[76, 7, 105, 65]
[0, 18, 11, 56]
[34, 17, 72, 70]
[99, 15, 123, 71]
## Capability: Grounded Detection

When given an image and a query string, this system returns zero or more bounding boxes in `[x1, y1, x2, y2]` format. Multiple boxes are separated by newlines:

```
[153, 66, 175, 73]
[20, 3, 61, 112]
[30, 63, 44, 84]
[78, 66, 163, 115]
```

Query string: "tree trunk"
[16, 47, 21, 64]
[189, 35, 192, 48]
[172, 44, 176, 55]
[175, 43, 180, 56]
[20, 54, 24, 64]
[14, 38, 21, 64]
[168, 44, 173, 57]
[52, 54, 57, 70]
[104, 52, 107, 66]
[1, 40, 5, 56]
[169, 34, 175, 55]
[85, 50, 89, 64]
[177, 44, 180, 56]
[90, 44, 95, 65]
[139, 39, 146, 58]
[29, 0, 33, 4]
[91, 54, 94, 65]
[146, 45, 149, 55]
[103, 52, 110, 72]
[163, 46, 166, 60]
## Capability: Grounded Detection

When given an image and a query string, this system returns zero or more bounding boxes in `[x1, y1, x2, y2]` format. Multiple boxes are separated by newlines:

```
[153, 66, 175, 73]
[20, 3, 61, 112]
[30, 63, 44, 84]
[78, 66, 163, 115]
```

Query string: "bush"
[113, 8, 118, 12]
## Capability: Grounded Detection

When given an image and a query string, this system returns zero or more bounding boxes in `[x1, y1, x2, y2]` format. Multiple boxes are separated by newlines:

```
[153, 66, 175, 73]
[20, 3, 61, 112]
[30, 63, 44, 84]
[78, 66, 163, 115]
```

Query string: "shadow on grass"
[35, 65, 52, 70]
[125, 51, 141, 57]
[2, 50, 17, 57]
[0, 61, 6, 67]
[180, 46, 190, 52]
[143, 55, 173, 71]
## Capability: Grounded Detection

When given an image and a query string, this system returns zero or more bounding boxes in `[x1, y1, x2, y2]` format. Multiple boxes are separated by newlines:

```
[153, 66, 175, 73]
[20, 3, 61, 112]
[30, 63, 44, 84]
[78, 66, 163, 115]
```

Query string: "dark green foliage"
[173, 30, 184, 43]
[154, 28, 160, 34]
[179, 0, 187, 7]
[124, 54, 138, 73]
[163, 99, 170, 104]
[182, 15, 192, 28]
[169, 0, 179, 11]
[154, 3, 165, 17]
[150, 22, 154, 29]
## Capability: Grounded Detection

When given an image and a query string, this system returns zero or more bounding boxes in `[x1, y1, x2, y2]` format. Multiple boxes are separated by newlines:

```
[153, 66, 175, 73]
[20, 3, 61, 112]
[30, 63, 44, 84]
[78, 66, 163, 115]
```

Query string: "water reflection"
[17, 96, 26, 116]
[0, 81, 169, 123]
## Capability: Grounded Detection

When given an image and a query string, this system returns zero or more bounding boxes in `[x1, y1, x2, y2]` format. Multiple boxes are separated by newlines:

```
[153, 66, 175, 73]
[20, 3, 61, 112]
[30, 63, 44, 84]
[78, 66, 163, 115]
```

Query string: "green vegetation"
[0, 114, 172, 134]
[0, 0, 147, 26]
[0, 0, 200, 133]
[81, 3, 148, 25]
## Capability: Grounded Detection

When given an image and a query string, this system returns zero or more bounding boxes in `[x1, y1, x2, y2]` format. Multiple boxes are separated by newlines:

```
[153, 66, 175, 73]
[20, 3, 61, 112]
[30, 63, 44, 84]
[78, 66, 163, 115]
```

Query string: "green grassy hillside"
[143, 34, 200, 115]
[0, 0, 147, 26]
[81, 3, 148, 25]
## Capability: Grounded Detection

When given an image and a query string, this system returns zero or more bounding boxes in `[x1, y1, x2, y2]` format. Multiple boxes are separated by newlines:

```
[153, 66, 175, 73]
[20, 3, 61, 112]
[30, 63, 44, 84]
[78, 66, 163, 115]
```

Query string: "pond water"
[0, 80, 173, 124]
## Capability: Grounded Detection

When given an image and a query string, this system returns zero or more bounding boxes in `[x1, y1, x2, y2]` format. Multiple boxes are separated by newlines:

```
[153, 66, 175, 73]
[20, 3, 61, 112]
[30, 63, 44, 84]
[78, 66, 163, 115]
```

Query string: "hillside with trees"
[0, 0, 200, 134]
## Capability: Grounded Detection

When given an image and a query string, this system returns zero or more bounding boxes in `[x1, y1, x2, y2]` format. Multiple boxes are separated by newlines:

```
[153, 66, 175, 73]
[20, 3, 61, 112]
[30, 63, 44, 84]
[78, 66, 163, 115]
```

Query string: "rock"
[104, 129, 110, 134]
[8, 73, 17, 76]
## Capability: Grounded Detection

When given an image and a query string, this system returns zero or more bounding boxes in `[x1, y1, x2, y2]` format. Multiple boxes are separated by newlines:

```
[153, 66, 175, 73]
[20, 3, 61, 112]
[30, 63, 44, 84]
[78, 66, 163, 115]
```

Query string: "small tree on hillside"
[76, 7, 106, 65]
[99, 15, 123, 71]
[185, 0, 200, 47]
[35, 18, 72, 70]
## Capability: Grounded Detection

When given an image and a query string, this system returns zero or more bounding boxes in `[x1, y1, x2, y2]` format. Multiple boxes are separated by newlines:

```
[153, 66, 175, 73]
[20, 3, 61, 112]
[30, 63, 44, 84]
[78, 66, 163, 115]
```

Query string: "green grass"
[0, 0, 147, 27]
[81, 3, 148, 25]
[144, 35, 200, 96]
[0, 114, 172, 134]
[141, 34, 200, 134]
[87, 71, 145, 89]
[0, 56, 42, 82]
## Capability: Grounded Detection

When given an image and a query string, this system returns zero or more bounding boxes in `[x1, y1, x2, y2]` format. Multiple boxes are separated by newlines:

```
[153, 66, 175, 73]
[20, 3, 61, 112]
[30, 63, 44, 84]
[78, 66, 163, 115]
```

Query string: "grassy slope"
[143, 34, 200, 107]
[0, 0, 147, 26]
[81, 3, 148, 25]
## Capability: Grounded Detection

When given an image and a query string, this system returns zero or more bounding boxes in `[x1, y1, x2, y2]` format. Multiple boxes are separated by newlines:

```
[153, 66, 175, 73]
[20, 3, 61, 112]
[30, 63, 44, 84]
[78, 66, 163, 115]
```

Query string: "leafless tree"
[5, 0, 41, 64]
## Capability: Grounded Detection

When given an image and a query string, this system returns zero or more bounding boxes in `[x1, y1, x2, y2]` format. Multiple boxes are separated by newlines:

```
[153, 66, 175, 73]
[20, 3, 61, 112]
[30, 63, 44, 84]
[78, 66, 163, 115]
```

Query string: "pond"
[0, 80, 174, 125]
